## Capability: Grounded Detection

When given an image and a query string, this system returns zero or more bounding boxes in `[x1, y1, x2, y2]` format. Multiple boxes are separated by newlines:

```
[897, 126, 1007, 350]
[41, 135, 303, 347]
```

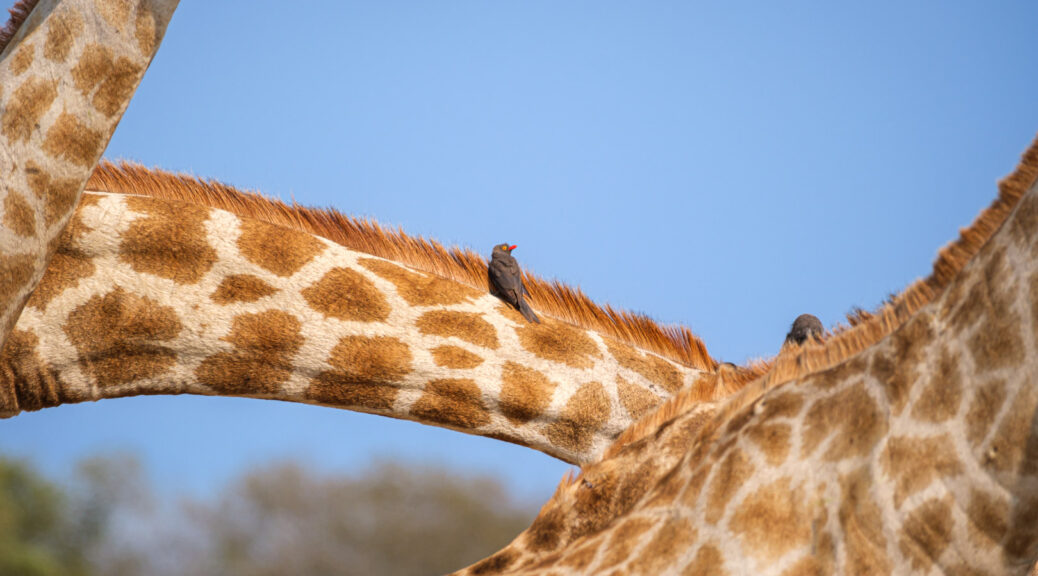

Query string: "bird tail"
[519, 299, 540, 324]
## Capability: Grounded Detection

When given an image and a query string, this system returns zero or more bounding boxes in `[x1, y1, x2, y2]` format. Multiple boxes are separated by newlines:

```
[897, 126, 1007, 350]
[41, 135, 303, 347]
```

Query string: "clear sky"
[1, 1, 1036, 503]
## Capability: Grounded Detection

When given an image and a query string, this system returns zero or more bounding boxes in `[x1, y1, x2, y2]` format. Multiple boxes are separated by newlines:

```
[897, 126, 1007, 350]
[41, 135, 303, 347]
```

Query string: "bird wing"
[489, 260, 523, 302]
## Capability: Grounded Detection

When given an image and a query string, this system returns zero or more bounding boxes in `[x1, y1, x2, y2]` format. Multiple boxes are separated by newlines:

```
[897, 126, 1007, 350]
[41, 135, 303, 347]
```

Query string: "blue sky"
[1, 1, 1036, 502]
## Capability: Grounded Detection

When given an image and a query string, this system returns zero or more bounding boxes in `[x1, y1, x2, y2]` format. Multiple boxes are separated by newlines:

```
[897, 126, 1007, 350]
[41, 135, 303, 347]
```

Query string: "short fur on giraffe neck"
[0, 0, 177, 352]
[454, 136, 1038, 575]
[0, 188, 735, 465]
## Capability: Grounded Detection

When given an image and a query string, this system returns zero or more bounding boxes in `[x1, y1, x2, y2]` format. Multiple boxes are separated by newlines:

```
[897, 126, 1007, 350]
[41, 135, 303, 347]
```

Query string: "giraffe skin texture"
[0, 0, 178, 352]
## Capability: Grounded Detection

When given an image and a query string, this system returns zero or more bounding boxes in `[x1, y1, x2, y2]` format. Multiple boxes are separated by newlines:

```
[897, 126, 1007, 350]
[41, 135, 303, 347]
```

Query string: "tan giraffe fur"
[0, 0, 177, 352]
[450, 136, 1038, 574]
[0, 182, 727, 464]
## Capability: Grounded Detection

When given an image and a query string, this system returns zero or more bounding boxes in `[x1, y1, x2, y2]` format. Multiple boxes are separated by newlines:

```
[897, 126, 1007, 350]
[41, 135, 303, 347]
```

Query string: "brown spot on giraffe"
[210, 274, 278, 305]
[121, 196, 216, 284]
[606, 340, 683, 393]
[684, 544, 726, 575]
[2, 76, 57, 144]
[238, 219, 326, 277]
[881, 434, 963, 508]
[468, 548, 518, 575]
[598, 517, 653, 570]
[781, 532, 836, 576]
[307, 335, 412, 411]
[195, 310, 303, 395]
[758, 389, 805, 420]
[802, 381, 887, 461]
[967, 487, 1008, 550]
[24, 160, 81, 228]
[705, 446, 753, 524]
[1004, 497, 1038, 563]
[839, 465, 891, 575]
[430, 345, 483, 369]
[301, 267, 390, 322]
[10, 42, 34, 75]
[135, 6, 158, 54]
[0, 330, 78, 414]
[985, 379, 1038, 475]
[515, 321, 601, 369]
[499, 361, 556, 425]
[1010, 191, 1038, 249]
[43, 7, 83, 62]
[3, 191, 35, 237]
[64, 287, 181, 386]
[558, 538, 600, 571]
[729, 476, 812, 562]
[626, 515, 694, 573]
[898, 496, 955, 572]
[72, 43, 112, 94]
[91, 56, 143, 117]
[359, 257, 482, 306]
[616, 376, 657, 421]
[94, 0, 131, 30]
[745, 421, 792, 466]
[25, 203, 95, 311]
[42, 112, 104, 167]
[416, 310, 498, 349]
[873, 312, 934, 416]
[966, 378, 1006, 449]
[409, 378, 490, 430]
[525, 505, 565, 552]
[546, 381, 611, 454]
[912, 346, 963, 423]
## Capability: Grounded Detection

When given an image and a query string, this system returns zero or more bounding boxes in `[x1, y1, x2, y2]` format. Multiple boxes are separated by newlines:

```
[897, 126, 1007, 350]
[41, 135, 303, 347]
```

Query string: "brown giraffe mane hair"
[86, 160, 720, 371]
[0, 0, 40, 56]
[607, 133, 1038, 458]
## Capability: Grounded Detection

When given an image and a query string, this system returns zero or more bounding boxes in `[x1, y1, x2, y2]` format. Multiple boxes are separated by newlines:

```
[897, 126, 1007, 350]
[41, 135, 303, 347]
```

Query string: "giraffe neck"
[0, 0, 177, 351]
[455, 136, 1038, 575]
[0, 191, 714, 465]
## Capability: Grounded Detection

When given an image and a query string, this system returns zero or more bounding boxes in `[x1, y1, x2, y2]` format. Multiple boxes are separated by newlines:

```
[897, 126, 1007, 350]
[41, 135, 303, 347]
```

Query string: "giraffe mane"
[607, 133, 1038, 458]
[86, 160, 720, 372]
[0, 0, 41, 56]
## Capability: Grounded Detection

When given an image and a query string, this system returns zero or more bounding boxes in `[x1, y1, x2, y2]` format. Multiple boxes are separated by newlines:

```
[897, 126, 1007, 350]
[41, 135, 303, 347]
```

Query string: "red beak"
[509, 245, 517, 251]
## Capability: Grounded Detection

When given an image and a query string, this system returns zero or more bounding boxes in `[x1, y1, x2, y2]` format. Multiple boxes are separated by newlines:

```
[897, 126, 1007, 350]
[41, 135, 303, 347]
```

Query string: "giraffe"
[447, 136, 1038, 574]
[0, 160, 764, 465]
[0, 0, 178, 352]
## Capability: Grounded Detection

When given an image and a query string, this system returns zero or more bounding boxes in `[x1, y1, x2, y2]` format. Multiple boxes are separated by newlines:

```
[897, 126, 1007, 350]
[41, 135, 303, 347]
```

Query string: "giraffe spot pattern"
[911, 346, 963, 423]
[237, 218, 326, 277]
[64, 287, 181, 386]
[605, 340, 683, 393]
[984, 378, 1038, 475]
[409, 378, 490, 430]
[558, 539, 599, 571]
[3, 190, 35, 237]
[684, 544, 726, 575]
[897, 496, 954, 572]
[210, 274, 278, 305]
[705, 447, 753, 524]
[598, 517, 653, 570]
[307, 335, 412, 411]
[359, 257, 481, 306]
[72, 44, 114, 94]
[121, 196, 216, 284]
[90, 55, 143, 117]
[839, 465, 891, 575]
[545, 381, 611, 454]
[430, 345, 483, 369]
[94, 0, 131, 31]
[515, 321, 601, 369]
[134, 6, 158, 54]
[627, 515, 694, 573]
[966, 378, 1006, 449]
[0, 252, 36, 310]
[758, 390, 805, 420]
[25, 160, 81, 227]
[467, 548, 518, 575]
[42, 111, 103, 167]
[195, 310, 303, 395]
[874, 313, 934, 416]
[967, 487, 1008, 550]
[2, 76, 57, 144]
[1005, 497, 1038, 561]
[10, 43, 34, 75]
[616, 376, 657, 421]
[801, 381, 887, 462]
[745, 422, 792, 466]
[881, 434, 963, 508]
[499, 361, 557, 425]
[301, 266, 389, 322]
[0, 329, 77, 414]
[416, 310, 498, 349]
[43, 7, 83, 62]
[524, 504, 565, 552]
[780, 533, 836, 576]
[25, 200, 95, 310]
[729, 476, 812, 562]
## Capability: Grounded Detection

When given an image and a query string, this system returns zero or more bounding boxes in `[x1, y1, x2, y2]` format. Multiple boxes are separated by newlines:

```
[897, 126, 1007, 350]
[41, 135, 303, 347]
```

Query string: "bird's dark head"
[784, 314, 824, 346]
[493, 243, 517, 256]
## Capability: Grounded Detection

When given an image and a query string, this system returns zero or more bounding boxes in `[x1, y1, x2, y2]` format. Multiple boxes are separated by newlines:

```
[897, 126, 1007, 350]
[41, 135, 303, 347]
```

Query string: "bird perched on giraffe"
[784, 313, 824, 346]
[488, 244, 540, 323]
